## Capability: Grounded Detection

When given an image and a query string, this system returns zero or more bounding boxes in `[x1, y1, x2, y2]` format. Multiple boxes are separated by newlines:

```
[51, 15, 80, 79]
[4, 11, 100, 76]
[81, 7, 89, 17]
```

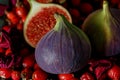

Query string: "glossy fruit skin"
[17, 21, 23, 31]
[16, 6, 27, 18]
[5, 11, 19, 25]
[82, 1, 120, 57]
[71, 0, 81, 7]
[79, 2, 93, 15]
[80, 72, 94, 80]
[35, 14, 91, 74]
[11, 70, 21, 80]
[58, 74, 74, 80]
[22, 54, 35, 68]
[69, 8, 80, 24]
[107, 64, 120, 80]
[34, 63, 40, 70]
[21, 68, 33, 80]
[0, 68, 11, 79]
[15, 6, 27, 22]
[32, 69, 48, 80]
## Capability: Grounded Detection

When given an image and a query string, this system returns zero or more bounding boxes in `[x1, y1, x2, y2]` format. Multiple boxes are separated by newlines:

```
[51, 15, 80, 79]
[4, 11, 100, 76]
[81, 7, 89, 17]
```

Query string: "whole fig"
[35, 13, 91, 74]
[82, 0, 120, 57]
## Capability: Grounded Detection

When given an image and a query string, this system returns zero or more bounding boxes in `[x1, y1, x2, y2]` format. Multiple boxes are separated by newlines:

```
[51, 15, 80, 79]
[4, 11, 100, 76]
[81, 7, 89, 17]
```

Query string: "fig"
[82, 0, 120, 57]
[36, 0, 53, 3]
[24, 0, 72, 47]
[35, 13, 91, 74]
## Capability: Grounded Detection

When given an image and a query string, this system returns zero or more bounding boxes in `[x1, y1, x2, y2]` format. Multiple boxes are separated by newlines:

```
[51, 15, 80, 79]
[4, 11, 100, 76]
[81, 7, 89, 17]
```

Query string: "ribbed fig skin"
[35, 15, 91, 74]
[82, 7, 120, 57]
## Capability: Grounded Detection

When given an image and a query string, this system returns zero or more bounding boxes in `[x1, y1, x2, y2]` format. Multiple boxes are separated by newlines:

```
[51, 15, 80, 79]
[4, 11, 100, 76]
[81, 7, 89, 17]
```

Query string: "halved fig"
[24, 0, 72, 47]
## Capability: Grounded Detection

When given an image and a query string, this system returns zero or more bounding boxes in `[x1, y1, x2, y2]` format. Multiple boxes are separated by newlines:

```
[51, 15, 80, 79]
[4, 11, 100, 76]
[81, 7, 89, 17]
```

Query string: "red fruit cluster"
[107, 64, 120, 80]
[79, 59, 120, 80]
[5, 1, 28, 31]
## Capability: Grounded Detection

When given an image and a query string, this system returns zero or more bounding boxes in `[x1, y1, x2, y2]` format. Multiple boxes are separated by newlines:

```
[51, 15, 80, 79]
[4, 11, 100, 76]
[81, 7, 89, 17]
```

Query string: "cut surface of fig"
[24, 0, 72, 47]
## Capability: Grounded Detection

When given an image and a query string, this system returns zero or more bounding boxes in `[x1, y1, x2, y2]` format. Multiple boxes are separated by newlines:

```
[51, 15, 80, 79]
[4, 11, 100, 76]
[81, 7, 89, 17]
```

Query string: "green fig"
[82, 0, 120, 57]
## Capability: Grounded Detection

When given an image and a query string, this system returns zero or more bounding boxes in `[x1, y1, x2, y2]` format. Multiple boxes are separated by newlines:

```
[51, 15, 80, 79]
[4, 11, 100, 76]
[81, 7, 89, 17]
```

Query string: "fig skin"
[35, 14, 91, 74]
[82, 0, 120, 57]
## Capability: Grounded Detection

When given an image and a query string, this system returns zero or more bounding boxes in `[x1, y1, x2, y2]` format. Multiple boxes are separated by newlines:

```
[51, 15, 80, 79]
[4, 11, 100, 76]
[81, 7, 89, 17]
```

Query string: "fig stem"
[53, 13, 65, 31]
[103, 0, 109, 15]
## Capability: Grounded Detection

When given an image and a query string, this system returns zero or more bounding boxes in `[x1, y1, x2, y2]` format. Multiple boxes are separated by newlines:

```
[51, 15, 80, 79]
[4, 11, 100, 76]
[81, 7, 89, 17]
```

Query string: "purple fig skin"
[35, 14, 91, 74]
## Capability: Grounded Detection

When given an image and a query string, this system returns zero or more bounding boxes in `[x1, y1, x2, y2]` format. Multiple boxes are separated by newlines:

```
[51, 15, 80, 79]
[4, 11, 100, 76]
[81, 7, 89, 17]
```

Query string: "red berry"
[15, 5, 27, 23]
[5, 11, 19, 25]
[110, 0, 119, 6]
[17, 21, 23, 31]
[0, 68, 12, 79]
[69, 8, 80, 18]
[21, 68, 33, 80]
[11, 70, 21, 80]
[20, 48, 30, 56]
[79, 2, 93, 14]
[69, 8, 81, 24]
[71, 0, 81, 7]
[15, 5, 27, 19]
[21, 16, 26, 22]
[80, 72, 94, 80]
[22, 54, 35, 68]
[107, 64, 120, 80]
[58, 73, 74, 80]
[34, 63, 40, 70]
[32, 69, 48, 80]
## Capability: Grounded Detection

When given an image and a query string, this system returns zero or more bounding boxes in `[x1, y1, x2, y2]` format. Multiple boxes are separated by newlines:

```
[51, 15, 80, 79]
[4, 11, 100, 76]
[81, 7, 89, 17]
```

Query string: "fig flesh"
[24, 0, 72, 47]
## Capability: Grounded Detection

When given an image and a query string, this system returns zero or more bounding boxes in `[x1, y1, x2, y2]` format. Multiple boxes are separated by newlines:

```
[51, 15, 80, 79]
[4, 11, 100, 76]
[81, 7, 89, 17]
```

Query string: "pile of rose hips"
[0, 0, 120, 80]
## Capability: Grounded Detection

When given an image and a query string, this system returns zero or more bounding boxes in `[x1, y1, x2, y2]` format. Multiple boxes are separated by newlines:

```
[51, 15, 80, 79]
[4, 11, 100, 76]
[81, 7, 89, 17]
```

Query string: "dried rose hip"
[32, 69, 48, 80]
[107, 64, 120, 80]
[0, 68, 12, 79]
[58, 74, 75, 80]
[11, 70, 21, 80]
[80, 72, 94, 80]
